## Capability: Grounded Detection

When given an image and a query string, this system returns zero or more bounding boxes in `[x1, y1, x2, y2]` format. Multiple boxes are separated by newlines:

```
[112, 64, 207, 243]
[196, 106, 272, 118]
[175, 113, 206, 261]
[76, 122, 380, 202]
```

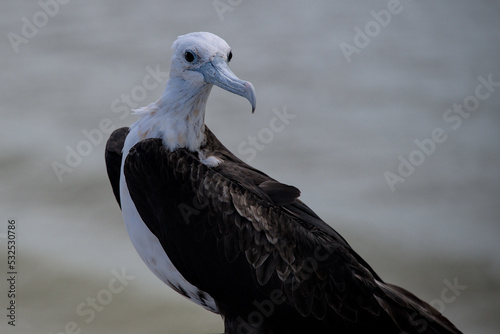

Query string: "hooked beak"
[195, 56, 256, 113]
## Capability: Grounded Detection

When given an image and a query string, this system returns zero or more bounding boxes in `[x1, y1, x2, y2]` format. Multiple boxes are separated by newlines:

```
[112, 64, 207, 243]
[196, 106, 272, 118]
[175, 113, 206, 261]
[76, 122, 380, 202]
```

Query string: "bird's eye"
[184, 51, 196, 63]
[227, 51, 232, 62]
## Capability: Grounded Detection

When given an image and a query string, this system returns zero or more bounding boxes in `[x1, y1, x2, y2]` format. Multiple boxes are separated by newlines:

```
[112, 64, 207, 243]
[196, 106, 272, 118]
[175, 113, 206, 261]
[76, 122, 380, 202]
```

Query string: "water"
[1, 1, 499, 333]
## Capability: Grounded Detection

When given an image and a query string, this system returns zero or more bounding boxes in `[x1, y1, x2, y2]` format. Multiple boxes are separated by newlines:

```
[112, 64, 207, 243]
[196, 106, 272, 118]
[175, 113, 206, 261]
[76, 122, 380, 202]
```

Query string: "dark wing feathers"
[104, 127, 129, 207]
[106, 126, 461, 334]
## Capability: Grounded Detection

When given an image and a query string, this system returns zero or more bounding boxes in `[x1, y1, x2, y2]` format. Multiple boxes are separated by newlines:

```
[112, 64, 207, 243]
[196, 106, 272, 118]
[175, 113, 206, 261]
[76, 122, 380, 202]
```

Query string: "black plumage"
[106, 126, 461, 334]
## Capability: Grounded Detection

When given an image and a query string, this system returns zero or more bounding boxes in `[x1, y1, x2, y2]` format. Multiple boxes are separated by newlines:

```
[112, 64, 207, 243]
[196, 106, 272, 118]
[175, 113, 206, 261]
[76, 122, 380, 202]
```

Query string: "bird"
[105, 32, 461, 334]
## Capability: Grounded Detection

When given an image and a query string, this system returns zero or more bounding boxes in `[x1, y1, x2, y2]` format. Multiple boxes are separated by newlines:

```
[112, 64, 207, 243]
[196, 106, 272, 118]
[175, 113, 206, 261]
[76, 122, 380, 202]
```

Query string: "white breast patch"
[119, 130, 218, 313]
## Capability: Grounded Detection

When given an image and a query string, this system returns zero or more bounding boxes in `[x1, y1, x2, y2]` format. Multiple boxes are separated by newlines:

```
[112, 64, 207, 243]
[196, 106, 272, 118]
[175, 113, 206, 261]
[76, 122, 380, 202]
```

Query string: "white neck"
[133, 78, 213, 152]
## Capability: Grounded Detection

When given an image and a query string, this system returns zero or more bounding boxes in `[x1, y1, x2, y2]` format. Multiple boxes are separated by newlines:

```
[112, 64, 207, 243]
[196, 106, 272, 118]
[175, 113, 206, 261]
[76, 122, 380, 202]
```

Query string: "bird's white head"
[133, 32, 256, 152]
[166, 32, 256, 113]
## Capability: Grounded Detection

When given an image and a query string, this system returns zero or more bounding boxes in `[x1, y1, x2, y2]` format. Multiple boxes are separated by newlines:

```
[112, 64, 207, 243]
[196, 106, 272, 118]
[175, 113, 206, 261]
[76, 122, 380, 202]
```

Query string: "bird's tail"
[374, 281, 462, 334]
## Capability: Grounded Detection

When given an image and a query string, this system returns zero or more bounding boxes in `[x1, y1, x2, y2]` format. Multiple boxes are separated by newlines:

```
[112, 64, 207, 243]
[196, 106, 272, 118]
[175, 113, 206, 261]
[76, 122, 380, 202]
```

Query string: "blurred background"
[1, 1, 499, 333]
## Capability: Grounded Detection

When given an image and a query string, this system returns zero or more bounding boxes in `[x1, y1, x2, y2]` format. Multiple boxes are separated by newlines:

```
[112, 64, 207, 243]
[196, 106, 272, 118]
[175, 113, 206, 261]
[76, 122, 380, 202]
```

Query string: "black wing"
[120, 128, 461, 334]
[105, 127, 129, 208]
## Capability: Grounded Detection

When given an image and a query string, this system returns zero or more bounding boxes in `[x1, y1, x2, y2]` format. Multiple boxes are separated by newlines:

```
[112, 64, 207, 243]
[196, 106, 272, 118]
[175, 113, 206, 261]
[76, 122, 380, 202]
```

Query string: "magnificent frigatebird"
[105, 32, 461, 334]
